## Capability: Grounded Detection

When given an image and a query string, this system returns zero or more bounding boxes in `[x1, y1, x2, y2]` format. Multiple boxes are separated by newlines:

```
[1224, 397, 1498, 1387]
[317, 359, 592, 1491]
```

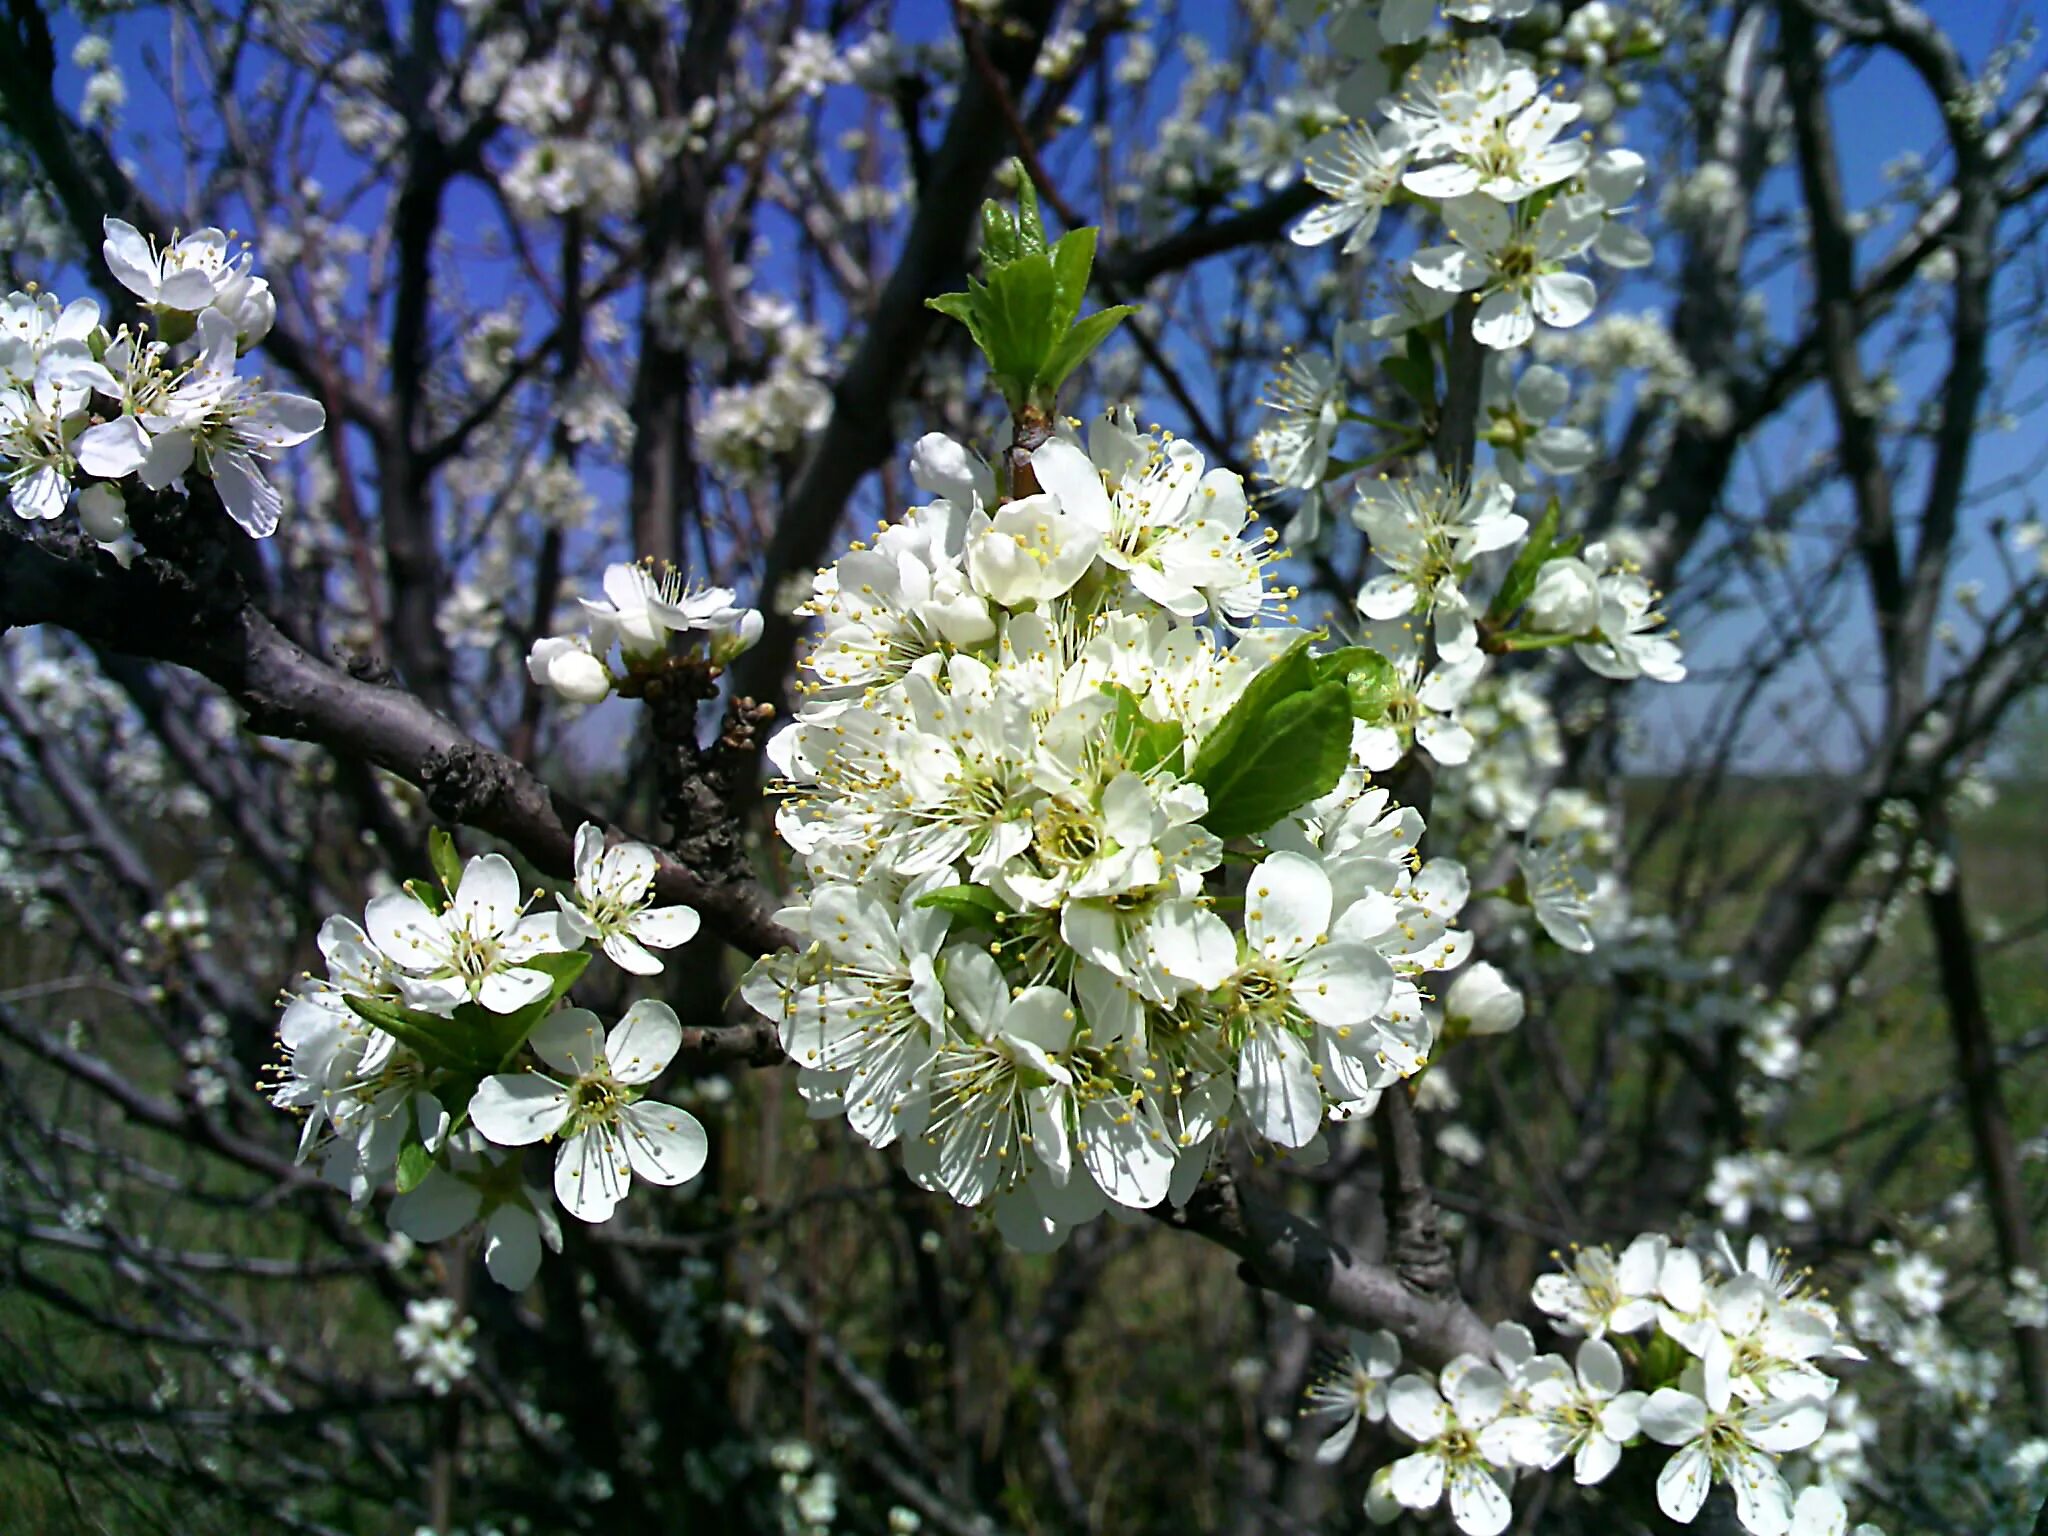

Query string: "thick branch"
[1156, 1167, 1491, 1370]
[1922, 805, 2048, 1428]
[0, 518, 793, 959]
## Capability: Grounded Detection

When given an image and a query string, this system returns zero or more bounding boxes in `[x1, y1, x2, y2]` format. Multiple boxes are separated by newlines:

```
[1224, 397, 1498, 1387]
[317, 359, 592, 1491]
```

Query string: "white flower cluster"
[1, 217, 321, 554]
[394, 1296, 477, 1397]
[1293, 36, 1647, 350]
[1307, 1233, 1877, 1536]
[1259, 9, 1682, 699]
[526, 560, 764, 704]
[270, 827, 709, 1283]
[742, 412, 1480, 1249]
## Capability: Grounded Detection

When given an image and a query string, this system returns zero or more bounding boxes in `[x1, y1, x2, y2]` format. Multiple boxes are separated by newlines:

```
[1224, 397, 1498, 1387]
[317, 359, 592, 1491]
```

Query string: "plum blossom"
[555, 823, 702, 974]
[468, 1002, 708, 1224]
[364, 853, 575, 1015]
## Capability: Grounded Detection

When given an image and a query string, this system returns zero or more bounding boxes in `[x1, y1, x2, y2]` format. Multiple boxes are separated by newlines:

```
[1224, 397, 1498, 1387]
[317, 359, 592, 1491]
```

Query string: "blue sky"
[40, 1, 2048, 774]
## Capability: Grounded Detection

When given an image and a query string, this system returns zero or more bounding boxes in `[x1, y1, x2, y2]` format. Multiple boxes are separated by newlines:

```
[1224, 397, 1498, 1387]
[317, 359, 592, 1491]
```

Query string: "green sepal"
[1195, 681, 1354, 839]
[427, 827, 464, 894]
[914, 884, 1013, 931]
[402, 877, 446, 915]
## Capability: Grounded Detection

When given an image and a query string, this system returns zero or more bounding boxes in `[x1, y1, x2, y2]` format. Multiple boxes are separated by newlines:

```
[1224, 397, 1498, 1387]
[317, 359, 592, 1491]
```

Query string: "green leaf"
[1487, 494, 1560, 624]
[1102, 684, 1185, 776]
[1014, 168, 1046, 254]
[427, 827, 463, 893]
[345, 995, 475, 1075]
[470, 949, 593, 1070]
[1038, 304, 1137, 402]
[1189, 634, 1318, 787]
[982, 201, 1020, 268]
[402, 877, 445, 915]
[914, 884, 1012, 930]
[396, 1139, 434, 1195]
[1196, 682, 1354, 838]
[980, 255, 1062, 406]
[1047, 227, 1097, 338]
[1381, 329, 1437, 413]
[925, 291, 987, 358]
[1312, 646, 1399, 723]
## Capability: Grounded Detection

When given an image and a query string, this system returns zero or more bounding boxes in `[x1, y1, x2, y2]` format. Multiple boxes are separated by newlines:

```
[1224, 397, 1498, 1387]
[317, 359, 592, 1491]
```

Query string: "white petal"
[1595, 222, 1655, 269]
[1446, 1463, 1512, 1536]
[1236, 1025, 1322, 1148]
[1289, 201, 1363, 248]
[9, 465, 68, 521]
[157, 266, 220, 310]
[76, 416, 151, 478]
[468, 1074, 571, 1147]
[1078, 1091, 1174, 1209]
[1029, 438, 1114, 535]
[619, 1100, 708, 1185]
[246, 391, 326, 445]
[1451, 1363, 1506, 1428]
[1473, 289, 1536, 350]
[1744, 1397, 1827, 1454]
[606, 999, 682, 1084]
[1532, 272, 1596, 329]
[1574, 1432, 1621, 1485]
[101, 218, 161, 300]
[1387, 1375, 1451, 1442]
[1290, 943, 1393, 1028]
[554, 1126, 629, 1222]
[139, 429, 195, 490]
[363, 890, 447, 970]
[1385, 1450, 1445, 1511]
[601, 930, 663, 974]
[210, 451, 283, 537]
[1656, 1443, 1713, 1525]
[477, 965, 552, 1014]
[1639, 1388, 1708, 1445]
[528, 1007, 605, 1077]
[1245, 851, 1331, 958]
[483, 1203, 543, 1289]
[629, 904, 701, 950]
[387, 1170, 481, 1242]
[454, 854, 522, 935]
[1003, 986, 1078, 1056]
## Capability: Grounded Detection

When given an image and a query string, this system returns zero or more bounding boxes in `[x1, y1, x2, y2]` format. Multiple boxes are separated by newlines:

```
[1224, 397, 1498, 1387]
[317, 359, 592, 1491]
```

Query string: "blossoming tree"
[2, 1, 2046, 1533]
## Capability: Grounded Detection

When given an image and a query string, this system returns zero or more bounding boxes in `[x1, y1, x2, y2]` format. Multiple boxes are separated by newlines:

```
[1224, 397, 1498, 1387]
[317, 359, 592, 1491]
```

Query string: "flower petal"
[618, 1100, 708, 1186]
[554, 1126, 629, 1222]
[468, 1074, 570, 1147]
[606, 999, 682, 1085]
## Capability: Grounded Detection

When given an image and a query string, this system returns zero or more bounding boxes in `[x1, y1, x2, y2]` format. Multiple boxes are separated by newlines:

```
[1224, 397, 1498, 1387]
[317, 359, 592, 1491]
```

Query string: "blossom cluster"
[1258, 14, 1680, 711]
[740, 410, 1487, 1248]
[1306, 1232, 1880, 1536]
[270, 824, 714, 1286]
[527, 559, 763, 704]
[2, 218, 323, 555]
